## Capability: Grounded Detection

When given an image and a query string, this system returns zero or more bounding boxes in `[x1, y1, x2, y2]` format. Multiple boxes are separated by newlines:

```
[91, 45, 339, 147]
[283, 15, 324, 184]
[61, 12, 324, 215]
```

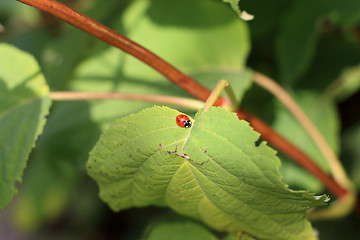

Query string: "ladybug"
[176, 114, 192, 128]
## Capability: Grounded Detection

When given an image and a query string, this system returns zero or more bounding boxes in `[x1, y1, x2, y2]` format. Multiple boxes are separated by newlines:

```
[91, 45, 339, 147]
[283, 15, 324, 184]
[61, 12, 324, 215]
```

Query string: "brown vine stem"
[16, 0, 348, 200]
[49, 92, 204, 110]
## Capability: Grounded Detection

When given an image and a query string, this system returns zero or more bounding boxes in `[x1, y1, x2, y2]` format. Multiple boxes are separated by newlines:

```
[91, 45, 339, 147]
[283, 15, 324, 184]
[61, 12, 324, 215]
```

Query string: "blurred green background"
[1, 0, 360, 239]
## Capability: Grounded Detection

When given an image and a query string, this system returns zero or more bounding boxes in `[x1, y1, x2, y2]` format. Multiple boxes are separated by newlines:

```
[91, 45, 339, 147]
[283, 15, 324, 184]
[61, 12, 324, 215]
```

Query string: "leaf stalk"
[204, 79, 229, 112]
[49, 91, 204, 110]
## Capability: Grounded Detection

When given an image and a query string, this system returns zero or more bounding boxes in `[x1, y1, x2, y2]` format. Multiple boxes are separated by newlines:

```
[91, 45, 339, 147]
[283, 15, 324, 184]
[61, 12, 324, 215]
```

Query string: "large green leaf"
[87, 106, 327, 240]
[0, 43, 51, 209]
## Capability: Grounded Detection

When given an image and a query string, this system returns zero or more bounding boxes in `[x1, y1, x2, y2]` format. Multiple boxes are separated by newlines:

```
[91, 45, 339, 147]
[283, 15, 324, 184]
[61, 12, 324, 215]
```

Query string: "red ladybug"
[176, 114, 192, 128]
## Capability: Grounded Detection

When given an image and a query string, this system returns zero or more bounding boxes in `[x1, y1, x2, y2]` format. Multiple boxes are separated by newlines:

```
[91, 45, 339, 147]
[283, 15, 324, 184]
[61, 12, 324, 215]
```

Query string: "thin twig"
[49, 91, 204, 110]
[203, 80, 229, 112]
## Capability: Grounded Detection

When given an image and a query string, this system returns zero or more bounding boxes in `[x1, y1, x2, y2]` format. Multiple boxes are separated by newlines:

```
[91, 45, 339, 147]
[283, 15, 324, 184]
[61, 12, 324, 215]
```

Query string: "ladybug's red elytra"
[176, 114, 192, 128]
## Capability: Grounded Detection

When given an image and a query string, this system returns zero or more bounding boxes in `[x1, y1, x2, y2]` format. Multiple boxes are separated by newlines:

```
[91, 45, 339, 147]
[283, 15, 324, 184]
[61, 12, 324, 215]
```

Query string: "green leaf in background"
[297, 34, 360, 92]
[9, 101, 106, 231]
[40, 0, 130, 90]
[0, 1, 39, 28]
[87, 106, 327, 240]
[0, 43, 51, 209]
[71, 0, 252, 103]
[276, 0, 324, 85]
[144, 219, 255, 240]
[276, 0, 360, 85]
[143, 220, 217, 240]
[277, 0, 360, 84]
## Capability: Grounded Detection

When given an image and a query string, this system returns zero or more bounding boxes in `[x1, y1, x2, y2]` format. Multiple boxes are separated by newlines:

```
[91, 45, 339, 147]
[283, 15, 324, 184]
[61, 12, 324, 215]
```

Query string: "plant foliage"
[0, 43, 51, 209]
[1, 0, 360, 239]
[88, 106, 327, 240]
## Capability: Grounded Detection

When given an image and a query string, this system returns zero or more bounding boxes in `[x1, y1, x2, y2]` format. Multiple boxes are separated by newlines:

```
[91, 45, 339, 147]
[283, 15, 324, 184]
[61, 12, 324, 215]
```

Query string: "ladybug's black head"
[184, 120, 192, 128]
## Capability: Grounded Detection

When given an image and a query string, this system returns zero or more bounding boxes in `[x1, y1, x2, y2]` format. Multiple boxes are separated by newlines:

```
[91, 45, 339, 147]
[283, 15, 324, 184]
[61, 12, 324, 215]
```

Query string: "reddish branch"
[16, 0, 347, 199]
